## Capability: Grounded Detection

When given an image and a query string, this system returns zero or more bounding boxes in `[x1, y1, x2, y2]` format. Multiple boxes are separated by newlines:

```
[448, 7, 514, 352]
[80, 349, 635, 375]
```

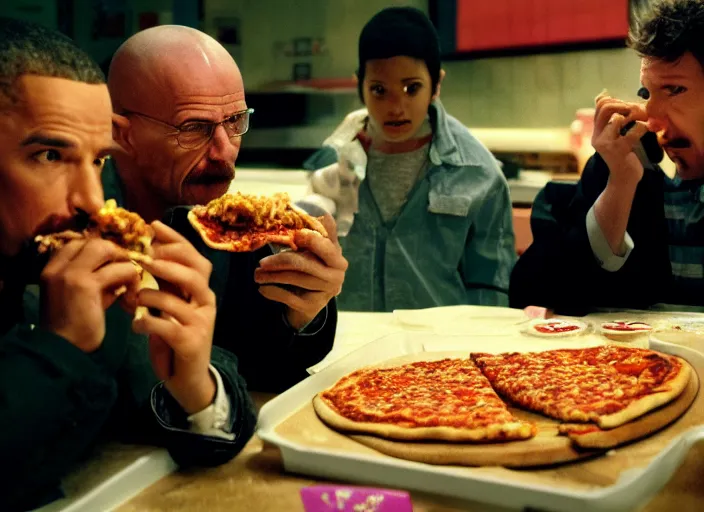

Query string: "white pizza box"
[392, 305, 529, 332]
[34, 448, 176, 512]
[308, 306, 595, 375]
[258, 331, 704, 512]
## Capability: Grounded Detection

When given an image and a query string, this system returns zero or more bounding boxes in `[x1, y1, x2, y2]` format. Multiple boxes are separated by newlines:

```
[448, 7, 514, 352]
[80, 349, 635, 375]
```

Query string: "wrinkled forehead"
[17, 76, 111, 121]
[4, 76, 114, 149]
[640, 53, 704, 85]
[142, 52, 245, 109]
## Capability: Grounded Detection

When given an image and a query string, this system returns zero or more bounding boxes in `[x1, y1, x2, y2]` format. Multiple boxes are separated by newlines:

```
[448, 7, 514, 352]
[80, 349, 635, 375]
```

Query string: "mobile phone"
[635, 131, 664, 168]
[620, 121, 663, 168]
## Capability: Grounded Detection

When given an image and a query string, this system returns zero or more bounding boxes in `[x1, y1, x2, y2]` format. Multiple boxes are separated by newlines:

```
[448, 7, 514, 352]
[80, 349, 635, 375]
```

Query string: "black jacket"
[101, 162, 336, 392]
[0, 283, 256, 511]
[510, 153, 673, 315]
[164, 206, 337, 393]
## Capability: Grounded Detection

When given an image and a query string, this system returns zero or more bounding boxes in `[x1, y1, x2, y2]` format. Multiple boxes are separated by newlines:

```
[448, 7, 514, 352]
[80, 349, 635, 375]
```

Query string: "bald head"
[107, 25, 247, 222]
[108, 25, 243, 114]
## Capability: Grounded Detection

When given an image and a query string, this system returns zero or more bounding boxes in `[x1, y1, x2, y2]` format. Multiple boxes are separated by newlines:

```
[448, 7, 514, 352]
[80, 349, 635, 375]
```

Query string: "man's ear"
[432, 69, 446, 101]
[112, 113, 135, 156]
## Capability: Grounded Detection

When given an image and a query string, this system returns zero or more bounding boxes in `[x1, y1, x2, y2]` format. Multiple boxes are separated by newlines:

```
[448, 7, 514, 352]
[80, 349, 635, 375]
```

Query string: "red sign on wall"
[456, 0, 629, 52]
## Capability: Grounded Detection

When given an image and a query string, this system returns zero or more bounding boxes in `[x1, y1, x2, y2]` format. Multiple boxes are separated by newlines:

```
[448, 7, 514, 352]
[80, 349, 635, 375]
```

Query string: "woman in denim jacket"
[301, 7, 516, 312]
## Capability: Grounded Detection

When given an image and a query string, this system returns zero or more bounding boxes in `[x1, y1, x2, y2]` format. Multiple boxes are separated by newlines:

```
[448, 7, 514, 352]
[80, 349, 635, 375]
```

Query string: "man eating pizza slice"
[35, 199, 154, 258]
[0, 18, 256, 510]
[34, 199, 159, 320]
[104, 25, 347, 392]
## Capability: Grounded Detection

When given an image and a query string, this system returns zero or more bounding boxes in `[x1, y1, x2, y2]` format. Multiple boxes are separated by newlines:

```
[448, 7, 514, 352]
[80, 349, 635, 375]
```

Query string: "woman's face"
[362, 56, 438, 143]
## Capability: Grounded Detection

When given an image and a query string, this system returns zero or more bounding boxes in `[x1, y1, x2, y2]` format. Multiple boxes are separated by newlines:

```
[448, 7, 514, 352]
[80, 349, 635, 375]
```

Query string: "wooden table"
[112, 308, 704, 511]
[117, 399, 704, 512]
[118, 393, 494, 512]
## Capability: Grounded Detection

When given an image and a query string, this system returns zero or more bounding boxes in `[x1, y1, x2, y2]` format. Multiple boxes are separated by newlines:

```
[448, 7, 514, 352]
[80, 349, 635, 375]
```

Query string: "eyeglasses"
[122, 108, 254, 149]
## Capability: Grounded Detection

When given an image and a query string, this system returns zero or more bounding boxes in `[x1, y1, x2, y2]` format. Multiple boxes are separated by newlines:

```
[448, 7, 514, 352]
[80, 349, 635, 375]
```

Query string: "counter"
[43, 307, 704, 512]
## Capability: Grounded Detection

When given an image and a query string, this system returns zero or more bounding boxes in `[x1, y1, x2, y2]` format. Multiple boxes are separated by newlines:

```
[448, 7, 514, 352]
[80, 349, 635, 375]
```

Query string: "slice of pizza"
[187, 192, 328, 252]
[35, 199, 157, 319]
[313, 358, 537, 443]
[471, 345, 691, 429]
[555, 423, 613, 448]
[35, 199, 154, 259]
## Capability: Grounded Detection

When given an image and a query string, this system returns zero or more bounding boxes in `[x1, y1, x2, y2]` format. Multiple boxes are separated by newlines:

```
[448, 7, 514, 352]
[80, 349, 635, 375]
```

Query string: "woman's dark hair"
[356, 7, 441, 103]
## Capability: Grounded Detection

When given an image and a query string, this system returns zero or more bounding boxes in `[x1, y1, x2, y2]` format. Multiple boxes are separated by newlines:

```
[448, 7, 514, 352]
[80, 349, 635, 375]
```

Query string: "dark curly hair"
[629, 0, 704, 66]
[0, 17, 104, 105]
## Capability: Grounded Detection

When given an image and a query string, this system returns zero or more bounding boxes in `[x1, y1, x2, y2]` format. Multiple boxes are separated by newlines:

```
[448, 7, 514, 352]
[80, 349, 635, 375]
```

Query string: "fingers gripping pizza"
[187, 192, 328, 252]
[35, 199, 158, 319]
[35, 199, 154, 261]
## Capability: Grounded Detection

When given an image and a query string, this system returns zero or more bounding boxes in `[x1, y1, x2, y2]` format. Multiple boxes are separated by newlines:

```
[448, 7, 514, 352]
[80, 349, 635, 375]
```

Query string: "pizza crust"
[596, 355, 691, 428]
[313, 394, 535, 443]
[349, 431, 592, 467]
[290, 203, 328, 237]
[187, 208, 317, 252]
[133, 264, 159, 321]
[558, 361, 698, 448]
[187, 193, 328, 253]
[188, 209, 234, 251]
[34, 202, 157, 321]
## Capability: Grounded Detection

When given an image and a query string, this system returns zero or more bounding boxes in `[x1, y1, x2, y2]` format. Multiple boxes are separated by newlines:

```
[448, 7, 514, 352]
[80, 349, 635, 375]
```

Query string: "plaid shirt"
[663, 175, 704, 300]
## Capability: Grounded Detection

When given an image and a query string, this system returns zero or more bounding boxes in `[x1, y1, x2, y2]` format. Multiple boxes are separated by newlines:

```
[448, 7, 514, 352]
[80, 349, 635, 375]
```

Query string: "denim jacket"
[302, 100, 516, 312]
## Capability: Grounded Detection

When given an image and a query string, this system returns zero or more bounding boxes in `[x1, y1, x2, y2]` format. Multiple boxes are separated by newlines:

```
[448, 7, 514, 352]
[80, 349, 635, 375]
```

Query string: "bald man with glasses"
[105, 25, 345, 393]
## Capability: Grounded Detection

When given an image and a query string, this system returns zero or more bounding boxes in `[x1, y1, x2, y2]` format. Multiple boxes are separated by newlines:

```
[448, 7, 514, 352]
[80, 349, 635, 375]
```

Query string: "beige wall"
[71, 0, 174, 68]
[2, 0, 643, 129]
[204, 0, 643, 129]
[204, 0, 426, 87]
[442, 48, 642, 128]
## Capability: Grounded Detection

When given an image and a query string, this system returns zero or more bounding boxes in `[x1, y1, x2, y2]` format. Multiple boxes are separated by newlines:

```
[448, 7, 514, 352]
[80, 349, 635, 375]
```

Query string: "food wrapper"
[300, 485, 412, 512]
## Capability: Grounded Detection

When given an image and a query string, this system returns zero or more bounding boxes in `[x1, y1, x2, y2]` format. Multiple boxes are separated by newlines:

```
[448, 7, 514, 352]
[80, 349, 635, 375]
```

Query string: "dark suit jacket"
[0, 284, 256, 511]
[101, 161, 336, 393]
[509, 153, 673, 315]
[164, 206, 337, 393]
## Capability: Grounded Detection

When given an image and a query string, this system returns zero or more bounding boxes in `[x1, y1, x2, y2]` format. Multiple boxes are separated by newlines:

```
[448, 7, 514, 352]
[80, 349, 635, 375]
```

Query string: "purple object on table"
[300, 485, 413, 512]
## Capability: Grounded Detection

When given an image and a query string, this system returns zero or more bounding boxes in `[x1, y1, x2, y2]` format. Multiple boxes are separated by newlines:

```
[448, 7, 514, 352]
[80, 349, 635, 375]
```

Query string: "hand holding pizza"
[255, 214, 348, 330]
[132, 221, 218, 415]
[40, 238, 140, 352]
[187, 192, 348, 329]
